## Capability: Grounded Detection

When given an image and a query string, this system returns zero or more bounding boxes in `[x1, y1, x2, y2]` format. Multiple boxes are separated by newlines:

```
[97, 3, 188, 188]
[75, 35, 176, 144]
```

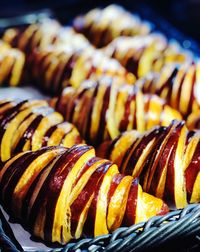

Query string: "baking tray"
[1, 2, 200, 251]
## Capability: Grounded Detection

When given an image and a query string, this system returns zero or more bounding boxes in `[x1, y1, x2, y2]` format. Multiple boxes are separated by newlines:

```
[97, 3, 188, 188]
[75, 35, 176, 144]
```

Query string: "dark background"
[1, 0, 200, 46]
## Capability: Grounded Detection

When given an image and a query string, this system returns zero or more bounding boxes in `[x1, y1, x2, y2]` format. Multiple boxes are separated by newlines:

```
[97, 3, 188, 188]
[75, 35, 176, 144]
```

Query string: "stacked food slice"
[51, 76, 182, 144]
[0, 40, 25, 86]
[98, 120, 200, 209]
[0, 3, 200, 247]
[0, 144, 168, 244]
[0, 99, 83, 161]
[73, 4, 151, 47]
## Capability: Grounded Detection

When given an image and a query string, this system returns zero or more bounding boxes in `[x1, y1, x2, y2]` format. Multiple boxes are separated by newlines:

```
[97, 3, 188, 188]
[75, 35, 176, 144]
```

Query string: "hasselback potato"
[97, 120, 200, 209]
[136, 63, 200, 118]
[0, 99, 83, 161]
[73, 4, 151, 47]
[2, 19, 90, 55]
[104, 34, 192, 78]
[30, 46, 135, 94]
[0, 144, 168, 244]
[0, 40, 25, 86]
[2, 20, 90, 87]
[51, 76, 182, 145]
[1, 3, 199, 248]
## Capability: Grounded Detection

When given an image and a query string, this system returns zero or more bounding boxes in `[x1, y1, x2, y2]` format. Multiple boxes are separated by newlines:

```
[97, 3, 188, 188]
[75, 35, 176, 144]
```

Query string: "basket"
[0, 2, 200, 252]
[1, 204, 200, 251]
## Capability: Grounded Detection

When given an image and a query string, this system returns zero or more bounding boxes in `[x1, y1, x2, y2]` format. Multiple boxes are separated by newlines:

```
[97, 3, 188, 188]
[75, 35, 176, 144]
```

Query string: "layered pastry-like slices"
[50, 76, 182, 145]
[73, 4, 151, 47]
[0, 99, 83, 161]
[104, 34, 192, 78]
[136, 62, 200, 118]
[2, 19, 90, 55]
[98, 120, 200, 209]
[2, 20, 90, 86]
[0, 144, 168, 244]
[31, 46, 135, 94]
[0, 40, 25, 86]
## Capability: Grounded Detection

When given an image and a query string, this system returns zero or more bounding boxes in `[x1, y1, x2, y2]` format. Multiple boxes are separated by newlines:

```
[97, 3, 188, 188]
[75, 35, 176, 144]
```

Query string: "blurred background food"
[0, 0, 200, 45]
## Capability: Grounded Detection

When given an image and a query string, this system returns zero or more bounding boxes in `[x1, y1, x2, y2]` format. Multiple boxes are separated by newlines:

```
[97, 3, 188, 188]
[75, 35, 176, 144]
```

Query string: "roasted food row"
[73, 5, 151, 48]
[0, 6, 199, 122]
[0, 144, 168, 244]
[30, 46, 134, 94]
[103, 34, 192, 78]
[0, 40, 25, 87]
[136, 63, 200, 118]
[0, 99, 83, 162]
[51, 76, 182, 144]
[98, 120, 200, 209]
[3, 19, 90, 55]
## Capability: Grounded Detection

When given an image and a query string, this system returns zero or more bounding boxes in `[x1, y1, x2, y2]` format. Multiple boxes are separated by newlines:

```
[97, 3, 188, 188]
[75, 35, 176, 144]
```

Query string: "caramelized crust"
[0, 99, 83, 161]
[136, 63, 200, 118]
[0, 144, 168, 244]
[52, 76, 182, 145]
[73, 5, 151, 47]
[0, 40, 25, 86]
[97, 120, 200, 209]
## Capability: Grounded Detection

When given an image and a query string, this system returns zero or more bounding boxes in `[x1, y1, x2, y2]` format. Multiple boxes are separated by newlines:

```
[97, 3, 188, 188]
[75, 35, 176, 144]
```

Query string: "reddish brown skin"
[107, 174, 124, 204]
[148, 131, 174, 196]
[83, 162, 113, 236]
[139, 127, 167, 186]
[42, 125, 58, 147]
[96, 85, 111, 146]
[163, 123, 183, 209]
[27, 149, 69, 230]
[119, 92, 135, 132]
[61, 54, 78, 87]
[76, 92, 92, 137]
[156, 67, 178, 98]
[187, 68, 196, 117]
[174, 72, 186, 112]
[124, 128, 163, 177]
[120, 138, 140, 175]
[122, 178, 138, 226]
[84, 85, 98, 144]
[70, 161, 111, 236]
[185, 142, 200, 201]
[163, 144, 177, 209]
[13, 114, 43, 154]
[67, 88, 89, 123]
[38, 53, 53, 87]
[46, 53, 64, 94]
[97, 133, 120, 160]
[20, 153, 63, 221]
[27, 145, 91, 241]
[52, 62, 65, 94]
[43, 145, 92, 242]
[146, 124, 173, 194]
[0, 101, 27, 143]
[72, 157, 100, 189]
[0, 152, 31, 201]
[125, 54, 140, 78]
[24, 29, 37, 55]
[100, 28, 112, 48]
[1, 148, 48, 211]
